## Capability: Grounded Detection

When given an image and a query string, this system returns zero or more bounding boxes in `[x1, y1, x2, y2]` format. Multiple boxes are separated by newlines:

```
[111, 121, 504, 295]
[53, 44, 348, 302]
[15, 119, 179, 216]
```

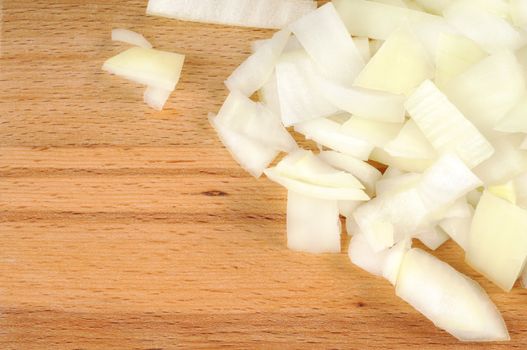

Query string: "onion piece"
[287, 191, 340, 253]
[443, 0, 525, 54]
[209, 114, 278, 178]
[339, 200, 361, 217]
[396, 248, 509, 341]
[111, 28, 153, 48]
[318, 151, 383, 196]
[353, 37, 371, 62]
[511, 0, 527, 30]
[146, 0, 317, 29]
[382, 238, 412, 285]
[294, 118, 374, 160]
[440, 215, 472, 251]
[346, 216, 361, 236]
[216, 90, 297, 152]
[466, 191, 527, 291]
[375, 172, 421, 197]
[258, 73, 281, 117]
[369, 39, 384, 56]
[276, 50, 339, 126]
[103, 47, 185, 91]
[444, 52, 525, 138]
[415, 226, 449, 250]
[414, 0, 453, 14]
[348, 233, 389, 276]
[289, 3, 365, 85]
[384, 119, 437, 160]
[488, 181, 517, 204]
[225, 30, 290, 96]
[373, 0, 408, 7]
[406, 80, 494, 169]
[494, 95, 527, 134]
[312, 75, 406, 123]
[354, 28, 434, 95]
[370, 148, 434, 173]
[340, 117, 403, 148]
[143, 86, 171, 111]
[435, 33, 487, 89]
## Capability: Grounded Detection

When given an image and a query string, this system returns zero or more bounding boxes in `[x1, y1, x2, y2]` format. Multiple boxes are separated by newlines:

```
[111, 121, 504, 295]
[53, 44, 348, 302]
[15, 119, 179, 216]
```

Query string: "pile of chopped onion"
[103, 29, 185, 110]
[146, 0, 527, 342]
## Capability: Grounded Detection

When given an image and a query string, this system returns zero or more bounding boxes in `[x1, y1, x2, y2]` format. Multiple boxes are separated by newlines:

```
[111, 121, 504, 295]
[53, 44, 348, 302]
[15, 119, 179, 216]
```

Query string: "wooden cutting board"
[1, 1, 526, 348]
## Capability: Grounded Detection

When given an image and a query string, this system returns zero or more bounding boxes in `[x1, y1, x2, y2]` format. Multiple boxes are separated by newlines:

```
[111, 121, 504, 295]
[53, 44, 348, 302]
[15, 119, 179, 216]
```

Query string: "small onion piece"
[111, 28, 153, 48]
[384, 119, 437, 160]
[143, 86, 171, 111]
[495, 95, 527, 134]
[340, 116, 403, 148]
[348, 233, 389, 276]
[415, 226, 449, 250]
[511, 0, 527, 30]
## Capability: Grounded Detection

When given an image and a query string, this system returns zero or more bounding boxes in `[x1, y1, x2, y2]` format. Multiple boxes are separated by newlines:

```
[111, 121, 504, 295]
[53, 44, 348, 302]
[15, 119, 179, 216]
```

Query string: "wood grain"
[1, 1, 526, 349]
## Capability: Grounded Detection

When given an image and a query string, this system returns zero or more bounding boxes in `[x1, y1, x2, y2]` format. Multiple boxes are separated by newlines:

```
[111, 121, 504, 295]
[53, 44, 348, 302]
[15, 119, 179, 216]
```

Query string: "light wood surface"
[1, 1, 526, 349]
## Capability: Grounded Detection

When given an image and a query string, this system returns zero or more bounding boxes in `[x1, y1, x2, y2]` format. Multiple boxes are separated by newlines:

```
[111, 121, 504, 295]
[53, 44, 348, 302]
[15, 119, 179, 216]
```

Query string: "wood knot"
[202, 190, 228, 197]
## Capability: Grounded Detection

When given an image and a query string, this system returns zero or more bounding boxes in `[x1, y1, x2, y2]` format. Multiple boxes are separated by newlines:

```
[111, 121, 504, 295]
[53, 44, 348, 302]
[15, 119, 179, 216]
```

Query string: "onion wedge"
[111, 28, 153, 48]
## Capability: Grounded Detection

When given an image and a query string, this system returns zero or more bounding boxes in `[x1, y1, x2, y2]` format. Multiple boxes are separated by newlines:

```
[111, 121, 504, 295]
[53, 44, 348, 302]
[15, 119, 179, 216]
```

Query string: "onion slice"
[111, 28, 153, 48]
[146, 0, 317, 29]
[143, 86, 171, 111]
[384, 119, 437, 160]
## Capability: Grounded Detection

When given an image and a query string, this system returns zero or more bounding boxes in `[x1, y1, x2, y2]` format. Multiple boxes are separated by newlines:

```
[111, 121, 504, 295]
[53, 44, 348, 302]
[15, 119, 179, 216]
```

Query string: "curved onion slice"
[146, 0, 317, 29]
[466, 191, 527, 291]
[289, 3, 365, 85]
[384, 119, 437, 160]
[103, 47, 185, 91]
[111, 28, 153, 48]
[354, 28, 434, 95]
[294, 118, 374, 160]
[225, 30, 290, 96]
[397, 248, 510, 341]
[287, 191, 340, 253]
[209, 114, 278, 178]
[216, 90, 296, 152]
[406, 80, 494, 168]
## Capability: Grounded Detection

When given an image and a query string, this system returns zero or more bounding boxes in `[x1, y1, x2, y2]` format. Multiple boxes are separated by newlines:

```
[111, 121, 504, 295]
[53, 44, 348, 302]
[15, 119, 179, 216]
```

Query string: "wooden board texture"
[1, 1, 526, 349]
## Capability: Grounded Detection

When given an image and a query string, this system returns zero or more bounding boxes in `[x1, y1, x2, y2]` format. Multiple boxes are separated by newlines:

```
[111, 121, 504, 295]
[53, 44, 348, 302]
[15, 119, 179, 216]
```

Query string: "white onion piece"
[511, 0, 527, 30]
[143, 86, 171, 111]
[495, 95, 527, 134]
[313, 76, 406, 123]
[444, 52, 526, 138]
[370, 148, 434, 173]
[414, 0, 452, 14]
[258, 73, 281, 117]
[443, 0, 525, 54]
[354, 28, 434, 95]
[369, 39, 384, 56]
[294, 118, 374, 160]
[382, 239, 412, 285]
[383, 166, 405, 179]
[467, 189, 483, 207]
[348, 234, 389, 276]
[287, 191, 340, 254]
[209, 114, 278, 178]
[289, 3, 365, 85]
[333, 0, 455, 54]
[488, 181, 517, 204]
[111, 28, 153, 48]
[103, 47, 185, 91]
[340, 117, 403, 148]
[339, 200, 361, 217]
[373, 0, 408, 7]
[396, 248, 509, 341]
[466, 191, 527, 291]
[473, 135, 527, 186]
[440, 216, 472, 251]
[216, 90, 296, 152]
[146, 0, 317, 29]
[319, 151, 382, 196]
[375, 172, 421, 197]
[514, 172, 527, 207]
[441, 197, 473, 219]
[406, 80, 494, 169]
[435, 33, 487, 88]
[276, 50, 339, 126]
[346, 216, 361, 236]
[354, 37, 371, 62]
[275, 150, 365, 189]
[415, 226, 449, 250]
[384, 119, 437, 160]
[225, 30, 290, 96]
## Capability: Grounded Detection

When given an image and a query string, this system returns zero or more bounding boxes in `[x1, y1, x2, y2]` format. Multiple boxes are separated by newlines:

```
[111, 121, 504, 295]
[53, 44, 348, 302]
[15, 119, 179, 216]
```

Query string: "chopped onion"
[143, 86, 171, 111]
[346, 216, 361, 236]
[406, 80, 494, 168]
[444, 52, 525, 138]
[414, 0, 453, 14]
[276, 50, 339, 126]
[209, 114, 278, 178]
[354, 28, 434, 95]
[396, 248, 509, 341]
[339, 200, 361, 217]
[443, 0, 525, 54]
[111, 28, 153, 48]
[353, 37, 371, 62]
[488, 181, 517, 204]
[225, 30, 290, 96]
[415, 225, 449, 250]
[103, 47, 185, 91]
[375, 172, 421, 197]
[384, 119, 437, 160]
[318, 151, 383, 196]
[294, 118, 374, 160]
[258, 73, 281, 117]
[440, 215, 472, 251]
[348, 233, 389, 276]
[146, 0, 317, 29]
[511, 0, 527, 30]
[382, 238, 412, 285]
[466, 191, 527, 291]
[495, 95, 527, 134]
[289, 3, 365, 85]
[287, 191, 340, 253]
[216, 90, 297, 152]
[435, 33, 487, 88]
[340, 117, 403, 148]
[370, 148, 434, 173]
